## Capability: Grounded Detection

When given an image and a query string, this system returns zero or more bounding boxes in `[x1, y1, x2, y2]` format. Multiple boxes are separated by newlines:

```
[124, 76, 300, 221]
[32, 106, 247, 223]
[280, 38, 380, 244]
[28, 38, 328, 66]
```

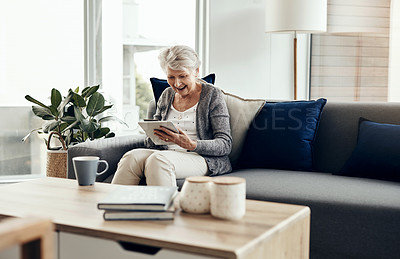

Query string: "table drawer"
[59, 232, 221, 259]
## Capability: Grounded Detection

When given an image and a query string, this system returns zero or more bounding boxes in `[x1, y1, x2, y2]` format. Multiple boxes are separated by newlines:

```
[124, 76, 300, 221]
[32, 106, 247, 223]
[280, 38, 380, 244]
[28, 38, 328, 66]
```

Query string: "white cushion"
[221, 90, 265, 166]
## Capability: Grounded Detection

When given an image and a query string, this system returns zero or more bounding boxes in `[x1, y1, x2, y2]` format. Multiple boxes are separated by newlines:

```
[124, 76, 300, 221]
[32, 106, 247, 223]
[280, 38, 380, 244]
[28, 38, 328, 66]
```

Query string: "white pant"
[111, 148, 209, 186]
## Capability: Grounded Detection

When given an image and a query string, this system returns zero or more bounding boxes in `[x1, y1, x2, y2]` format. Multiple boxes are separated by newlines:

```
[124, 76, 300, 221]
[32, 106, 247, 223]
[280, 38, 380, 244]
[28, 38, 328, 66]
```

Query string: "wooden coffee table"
[0, 178, 310, 259]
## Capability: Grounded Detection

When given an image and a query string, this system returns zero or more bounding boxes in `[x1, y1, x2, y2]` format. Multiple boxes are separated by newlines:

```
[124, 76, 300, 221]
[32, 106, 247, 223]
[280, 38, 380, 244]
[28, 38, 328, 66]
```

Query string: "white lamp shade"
[265, 0, 327, 33]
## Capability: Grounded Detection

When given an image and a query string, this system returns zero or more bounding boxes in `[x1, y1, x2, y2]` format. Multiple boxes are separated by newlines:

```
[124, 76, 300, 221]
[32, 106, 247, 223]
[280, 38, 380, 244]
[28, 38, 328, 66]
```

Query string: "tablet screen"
[138, 121, 178, 145]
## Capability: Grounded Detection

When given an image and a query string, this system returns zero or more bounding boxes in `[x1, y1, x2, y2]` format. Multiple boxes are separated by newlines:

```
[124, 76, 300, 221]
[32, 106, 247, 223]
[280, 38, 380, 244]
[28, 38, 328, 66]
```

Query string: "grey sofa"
[67, 101, 400, 259]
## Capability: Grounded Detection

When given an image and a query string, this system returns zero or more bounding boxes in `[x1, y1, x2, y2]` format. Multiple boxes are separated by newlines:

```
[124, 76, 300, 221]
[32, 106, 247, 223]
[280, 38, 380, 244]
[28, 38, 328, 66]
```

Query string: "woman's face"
[167, 67, 199, 97]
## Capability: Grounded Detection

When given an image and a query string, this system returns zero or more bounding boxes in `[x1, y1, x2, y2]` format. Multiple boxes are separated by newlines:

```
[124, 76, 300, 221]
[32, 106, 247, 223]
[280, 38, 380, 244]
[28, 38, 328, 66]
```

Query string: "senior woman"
[111, 45, 232, 186]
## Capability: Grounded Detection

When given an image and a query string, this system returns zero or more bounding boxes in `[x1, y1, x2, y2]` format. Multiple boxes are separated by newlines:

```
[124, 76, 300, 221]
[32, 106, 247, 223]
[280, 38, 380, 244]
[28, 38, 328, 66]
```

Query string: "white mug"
[180, 176, 212, 214]
[210, 177, 246, 220]
[72, 156, 108, 186]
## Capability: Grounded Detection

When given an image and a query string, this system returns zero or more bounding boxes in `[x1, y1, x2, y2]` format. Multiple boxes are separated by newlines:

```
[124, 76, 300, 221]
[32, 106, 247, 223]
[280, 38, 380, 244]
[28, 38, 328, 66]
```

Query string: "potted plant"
[23, 85, 127, 178]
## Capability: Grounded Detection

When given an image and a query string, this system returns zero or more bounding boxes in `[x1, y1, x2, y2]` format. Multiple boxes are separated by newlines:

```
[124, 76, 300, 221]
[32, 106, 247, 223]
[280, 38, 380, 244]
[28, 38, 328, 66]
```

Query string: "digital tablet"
[138, 121, 179, 145]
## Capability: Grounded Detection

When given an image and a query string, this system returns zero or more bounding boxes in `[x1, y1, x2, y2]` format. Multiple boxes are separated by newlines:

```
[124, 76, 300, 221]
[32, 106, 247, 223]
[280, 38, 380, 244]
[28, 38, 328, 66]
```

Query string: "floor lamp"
[265, 0, 327, 100]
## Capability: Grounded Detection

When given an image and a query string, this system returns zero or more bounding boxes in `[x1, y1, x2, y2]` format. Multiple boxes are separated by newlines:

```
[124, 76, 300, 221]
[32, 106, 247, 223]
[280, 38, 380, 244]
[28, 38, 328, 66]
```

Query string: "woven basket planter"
[46, 132, 67, 178]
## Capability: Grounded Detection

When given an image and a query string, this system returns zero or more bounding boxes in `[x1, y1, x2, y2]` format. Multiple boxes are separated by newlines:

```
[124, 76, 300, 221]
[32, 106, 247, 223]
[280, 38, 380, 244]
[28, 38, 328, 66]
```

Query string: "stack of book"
[98, 185, 178, 221]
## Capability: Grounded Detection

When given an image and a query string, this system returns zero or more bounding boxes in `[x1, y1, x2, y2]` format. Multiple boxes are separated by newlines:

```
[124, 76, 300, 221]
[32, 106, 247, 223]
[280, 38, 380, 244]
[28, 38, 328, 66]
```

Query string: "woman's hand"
[154, 126, 197, 151]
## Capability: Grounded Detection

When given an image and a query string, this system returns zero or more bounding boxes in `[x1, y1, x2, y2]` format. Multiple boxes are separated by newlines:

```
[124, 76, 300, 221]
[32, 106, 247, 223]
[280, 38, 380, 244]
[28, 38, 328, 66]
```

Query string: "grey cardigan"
[149, 83, 233, 176]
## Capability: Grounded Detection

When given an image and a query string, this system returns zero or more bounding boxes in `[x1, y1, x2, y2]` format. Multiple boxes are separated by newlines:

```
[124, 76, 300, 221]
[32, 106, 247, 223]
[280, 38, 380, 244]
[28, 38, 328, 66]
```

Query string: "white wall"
[208, 0, 309, 100]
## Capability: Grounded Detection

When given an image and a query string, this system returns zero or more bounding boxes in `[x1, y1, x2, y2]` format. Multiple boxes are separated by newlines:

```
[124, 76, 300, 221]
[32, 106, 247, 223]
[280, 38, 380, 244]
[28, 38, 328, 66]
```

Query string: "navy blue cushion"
[337, 118, 400, 182]
[237, 98, 327, 171]
[150, 74, 215, 104]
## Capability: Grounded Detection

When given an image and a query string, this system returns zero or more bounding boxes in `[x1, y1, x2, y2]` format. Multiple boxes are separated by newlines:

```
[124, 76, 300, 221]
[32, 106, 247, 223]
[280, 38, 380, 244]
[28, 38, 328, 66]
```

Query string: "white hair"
[158, 45, 201, 74]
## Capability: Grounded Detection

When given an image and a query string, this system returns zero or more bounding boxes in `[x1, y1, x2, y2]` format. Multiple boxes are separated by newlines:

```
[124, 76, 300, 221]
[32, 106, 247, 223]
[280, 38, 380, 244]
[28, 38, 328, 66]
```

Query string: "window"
[0, 0, 199, 179]
[0, 1, 84, 179]
[310, 0, 391, 102]
[122, 0, 197, 131]
[310, 34, 389, 101]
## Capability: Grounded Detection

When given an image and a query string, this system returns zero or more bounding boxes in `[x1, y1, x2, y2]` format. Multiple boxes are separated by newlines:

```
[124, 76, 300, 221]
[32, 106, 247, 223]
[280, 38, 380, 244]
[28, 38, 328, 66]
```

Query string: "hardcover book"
[103, 205, 175, 221]
[98, 185, 178, 211]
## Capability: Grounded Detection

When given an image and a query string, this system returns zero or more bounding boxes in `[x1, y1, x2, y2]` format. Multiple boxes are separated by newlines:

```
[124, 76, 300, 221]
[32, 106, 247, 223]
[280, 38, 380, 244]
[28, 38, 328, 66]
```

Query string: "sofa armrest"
[67, 135, 146, 182]
[147, 99, 156, 119]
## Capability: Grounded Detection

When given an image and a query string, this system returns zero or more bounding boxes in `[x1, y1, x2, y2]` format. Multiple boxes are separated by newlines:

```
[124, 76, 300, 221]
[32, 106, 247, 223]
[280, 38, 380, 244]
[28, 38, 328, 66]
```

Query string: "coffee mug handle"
[97, 160, 109, 176]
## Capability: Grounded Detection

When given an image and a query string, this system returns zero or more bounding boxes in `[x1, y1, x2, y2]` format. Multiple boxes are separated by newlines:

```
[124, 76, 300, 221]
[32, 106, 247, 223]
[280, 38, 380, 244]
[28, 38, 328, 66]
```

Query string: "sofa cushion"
[220, 90, 265, 167]
[238, 98, 327, 171]
[221, 169, 400, 259]
[337, 118, 400, 182]
[223, 169, 400, 213]
[312, 102, 400, 174]
[150, 74, 216, 105]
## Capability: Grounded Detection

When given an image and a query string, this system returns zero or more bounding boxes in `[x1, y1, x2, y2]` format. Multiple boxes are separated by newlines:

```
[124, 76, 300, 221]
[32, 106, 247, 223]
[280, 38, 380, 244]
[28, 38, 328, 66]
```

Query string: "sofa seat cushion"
[221, 169, 400, 259]
[226, 169, 400, 208]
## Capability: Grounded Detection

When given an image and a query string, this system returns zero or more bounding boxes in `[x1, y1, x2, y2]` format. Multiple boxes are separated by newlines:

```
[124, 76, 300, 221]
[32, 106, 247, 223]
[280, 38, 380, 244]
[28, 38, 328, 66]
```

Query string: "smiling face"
[167, 67, 199, 97]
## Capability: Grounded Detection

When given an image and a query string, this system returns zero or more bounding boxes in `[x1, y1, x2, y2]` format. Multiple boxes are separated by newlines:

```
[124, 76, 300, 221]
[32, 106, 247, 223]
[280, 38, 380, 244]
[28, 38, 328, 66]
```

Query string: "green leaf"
[42, 115, 55, 120]
[99, 116, 128, 127]
[60, 116, 76, 123]
[93, 127, 110, 138]
[42, 121, 61, 133]
[32, 106, 54, 119]
[82, 85, 99, 98]
[105, 132, 115, 138]
[74, 106, 98, 133]
[22, 128, 41, 142]
[57, 91, 73, 117]
[49, 105, 58, 117]
[25, 95, 51, 110]
[61, 120, 80, 133]
[81, 86, 90, 97]
[51, 88, 62, 108]
[83, 131, 89, 141]
[72, 130, 83, 142]
[74, 86, 79, 93]
[59, 122, 70, 132]
[96, 105, 113, 114]
[72, 92, 86, 107]
[80, 119, 99, 133]
[73, 106, 84, 121]
[86, 92, 104, 117]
